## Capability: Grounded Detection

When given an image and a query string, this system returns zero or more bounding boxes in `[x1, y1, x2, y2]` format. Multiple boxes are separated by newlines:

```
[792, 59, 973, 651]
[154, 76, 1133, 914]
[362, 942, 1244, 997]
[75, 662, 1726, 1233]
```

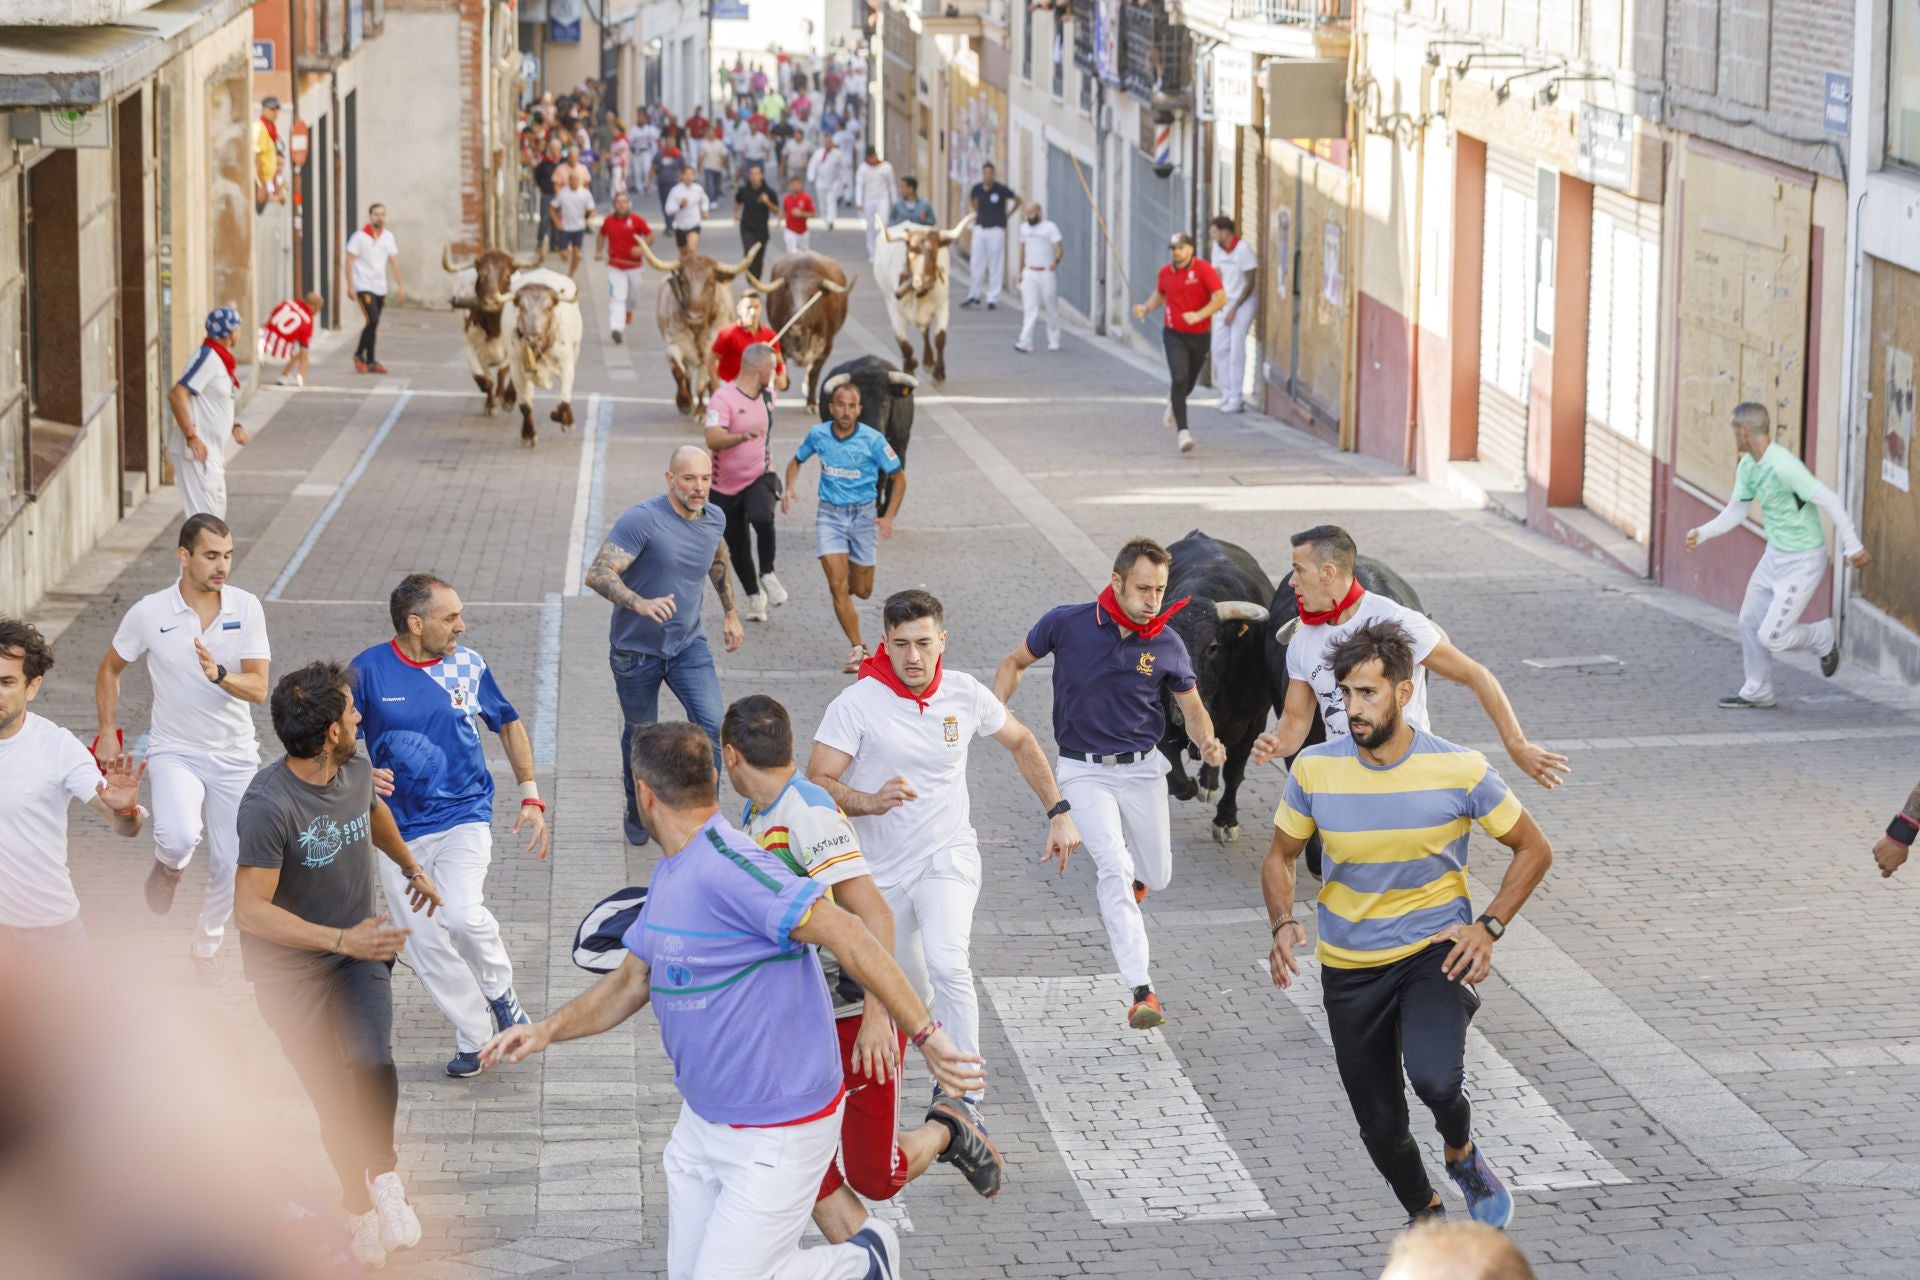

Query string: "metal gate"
[1476, 146, 1535, 484]
[1127, 148, 1181, 339]
[1047, 142, 1095, 318]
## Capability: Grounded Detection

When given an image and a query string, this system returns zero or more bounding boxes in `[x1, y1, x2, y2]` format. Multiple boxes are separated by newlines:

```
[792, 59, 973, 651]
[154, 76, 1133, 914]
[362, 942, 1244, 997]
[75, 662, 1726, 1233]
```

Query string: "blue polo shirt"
[350, 640, 518, 841]
[604, 494, 728, 658]
[795, 420, 901, 508]
[1025, 601, 1197, 755]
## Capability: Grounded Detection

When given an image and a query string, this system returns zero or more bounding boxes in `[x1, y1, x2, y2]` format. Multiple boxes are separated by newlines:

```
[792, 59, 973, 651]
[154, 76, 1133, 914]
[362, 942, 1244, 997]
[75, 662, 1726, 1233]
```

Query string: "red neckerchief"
[260, 115, 280, 143]
[1097, 585, 1190, 640]
[202, 339, 240, 390]
[1227, 236, 1241, 252]
[1297, 579, 1364, 627]
[361, 223, 379, 240]
[857, 652, 942, 713]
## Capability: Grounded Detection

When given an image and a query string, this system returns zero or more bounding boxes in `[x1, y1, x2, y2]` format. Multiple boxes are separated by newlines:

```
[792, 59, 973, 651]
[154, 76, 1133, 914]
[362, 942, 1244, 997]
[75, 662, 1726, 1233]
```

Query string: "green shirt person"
[1685, 402, 1870, 709]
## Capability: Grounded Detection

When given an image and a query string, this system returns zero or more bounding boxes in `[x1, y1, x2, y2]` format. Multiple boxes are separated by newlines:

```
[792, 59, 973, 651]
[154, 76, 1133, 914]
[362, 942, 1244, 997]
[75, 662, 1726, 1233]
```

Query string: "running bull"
[1157, 531, 1273, 843]
[444, 246, 541, 415]
[742, 251, 855, 407]
[873, 214, 972, 383]
[503, 269, 583, 448]
[816, 355, 917, 513]
[639, 238, 763, 417]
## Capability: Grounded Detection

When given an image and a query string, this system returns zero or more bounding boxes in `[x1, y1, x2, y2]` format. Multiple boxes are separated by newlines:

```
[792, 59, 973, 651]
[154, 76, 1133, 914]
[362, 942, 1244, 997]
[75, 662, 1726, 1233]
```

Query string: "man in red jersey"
[595, 190, 655, 345]
[1131, 231, 1226, 454]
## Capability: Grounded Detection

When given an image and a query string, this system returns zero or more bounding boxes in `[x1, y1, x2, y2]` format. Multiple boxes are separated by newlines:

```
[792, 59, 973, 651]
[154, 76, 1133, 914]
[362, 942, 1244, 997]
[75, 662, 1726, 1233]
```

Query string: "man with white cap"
[166, 306, 251, 520]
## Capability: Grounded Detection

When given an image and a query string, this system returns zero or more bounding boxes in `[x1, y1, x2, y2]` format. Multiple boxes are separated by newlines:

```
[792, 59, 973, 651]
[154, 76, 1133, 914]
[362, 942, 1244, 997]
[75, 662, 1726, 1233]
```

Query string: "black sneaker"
[612, 330, 625, 345]
[1406, 1202, 1447, 1228]
[926, 1096, 1004, 1198]
[1821, 643, 1841, 678]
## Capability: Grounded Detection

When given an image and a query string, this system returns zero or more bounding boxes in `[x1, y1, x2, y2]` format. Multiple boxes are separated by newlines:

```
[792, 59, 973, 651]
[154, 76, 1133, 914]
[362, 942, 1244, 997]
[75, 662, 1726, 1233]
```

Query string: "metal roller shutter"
[1129, 149, 1182, 339]
[1582, 187, 1661, 542]
[1477, 147, 1535, 484]
[1047, 142, 1095, 318]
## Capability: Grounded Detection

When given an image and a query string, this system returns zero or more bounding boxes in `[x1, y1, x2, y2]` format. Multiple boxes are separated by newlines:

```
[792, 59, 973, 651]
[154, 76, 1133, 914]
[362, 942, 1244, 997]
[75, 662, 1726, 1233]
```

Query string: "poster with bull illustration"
[1885, 346, 1913, 494]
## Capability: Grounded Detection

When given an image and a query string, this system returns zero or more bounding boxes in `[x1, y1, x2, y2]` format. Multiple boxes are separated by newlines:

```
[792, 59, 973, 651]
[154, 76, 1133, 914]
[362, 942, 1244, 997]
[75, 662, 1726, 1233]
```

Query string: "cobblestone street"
[30, 224, 1920, 1278]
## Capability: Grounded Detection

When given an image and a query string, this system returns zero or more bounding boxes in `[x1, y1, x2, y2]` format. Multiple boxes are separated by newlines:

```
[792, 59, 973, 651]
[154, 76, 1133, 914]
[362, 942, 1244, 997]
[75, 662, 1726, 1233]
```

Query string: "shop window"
[1893, 0, 1920, 169]
[24, 150, 84, 493]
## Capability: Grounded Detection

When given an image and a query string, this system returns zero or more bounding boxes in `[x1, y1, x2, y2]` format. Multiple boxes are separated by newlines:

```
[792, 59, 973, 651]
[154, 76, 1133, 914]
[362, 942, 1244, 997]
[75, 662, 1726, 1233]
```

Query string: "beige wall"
[166, 10, 257, 377]
[358, 10, 465, 307]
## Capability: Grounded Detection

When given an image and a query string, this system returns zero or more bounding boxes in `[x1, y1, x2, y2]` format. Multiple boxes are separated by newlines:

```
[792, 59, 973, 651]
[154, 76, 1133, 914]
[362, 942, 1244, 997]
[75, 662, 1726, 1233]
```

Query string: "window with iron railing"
[1052, 12, 1066, 97]
[1072, 0, 1094, 74]
[1228, 0, 1349, 22]
[1121, 1, 1187, 100]
[1023, 1, 1034, 80]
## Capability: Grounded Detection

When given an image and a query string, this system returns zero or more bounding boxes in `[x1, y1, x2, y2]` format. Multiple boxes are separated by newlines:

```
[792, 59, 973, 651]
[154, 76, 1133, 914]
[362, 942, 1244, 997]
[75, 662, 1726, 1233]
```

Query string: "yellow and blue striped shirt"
[1275, 729, 1523, 970]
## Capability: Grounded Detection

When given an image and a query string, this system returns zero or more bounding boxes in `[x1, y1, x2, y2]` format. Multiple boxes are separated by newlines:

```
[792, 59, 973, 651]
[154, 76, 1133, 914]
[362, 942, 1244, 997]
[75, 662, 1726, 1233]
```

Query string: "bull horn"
[883, 224, 907, 243]
[821, 373, 852, 396]
[638, 240, 679, 273]
[817, 274, 852, 295]
[442, 246, 475, 272]
[742, 270, 777, 295]
[512, 252, 543, 270]
[714, 242, 764, 280]
[1215, 602, 1270, 624]
[938, 212, 976, 243]
[884, 370, 918, 389]
[554, 278, 579, 304]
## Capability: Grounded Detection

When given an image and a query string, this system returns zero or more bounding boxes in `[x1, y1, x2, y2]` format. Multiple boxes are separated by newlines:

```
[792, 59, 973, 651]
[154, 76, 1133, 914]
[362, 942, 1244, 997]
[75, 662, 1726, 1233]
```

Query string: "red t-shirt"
[711, 324, 784, 382]
[1157, 258, 1225, 333]
[782, 191, 816, 234]
[258, 298, 315, 361]
[599, 212, 654, 267]
[688, 115, 710, 139]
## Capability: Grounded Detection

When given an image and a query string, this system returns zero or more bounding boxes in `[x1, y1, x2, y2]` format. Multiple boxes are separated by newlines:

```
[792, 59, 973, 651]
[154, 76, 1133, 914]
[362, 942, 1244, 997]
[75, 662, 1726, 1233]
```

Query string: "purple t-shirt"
[622, 815, 842, 1125]
[1025, 601, 1197, 756]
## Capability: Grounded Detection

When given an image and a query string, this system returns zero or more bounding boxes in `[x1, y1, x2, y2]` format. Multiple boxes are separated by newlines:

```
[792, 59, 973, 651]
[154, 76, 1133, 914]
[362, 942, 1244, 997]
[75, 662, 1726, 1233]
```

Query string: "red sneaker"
[1132, 879, 1149, 905]
[1127, 991, 1166, 1030]
[353, 359, 368, 374]
[368, 362, 389, 374]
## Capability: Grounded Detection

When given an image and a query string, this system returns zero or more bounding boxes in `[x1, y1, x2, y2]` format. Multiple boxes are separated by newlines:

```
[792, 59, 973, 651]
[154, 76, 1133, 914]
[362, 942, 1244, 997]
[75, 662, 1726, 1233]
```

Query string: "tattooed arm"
[585, 539, 676, 623]
[710, 544, 743, 652]
[1873, 777, 1920, 878]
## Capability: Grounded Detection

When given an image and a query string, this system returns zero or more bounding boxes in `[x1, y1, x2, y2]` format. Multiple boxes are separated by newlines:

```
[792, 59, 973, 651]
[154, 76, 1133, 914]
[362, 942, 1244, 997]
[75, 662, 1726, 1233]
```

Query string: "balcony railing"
[1121, 1, 1187, 99]
[1228, 0, 1349, 20]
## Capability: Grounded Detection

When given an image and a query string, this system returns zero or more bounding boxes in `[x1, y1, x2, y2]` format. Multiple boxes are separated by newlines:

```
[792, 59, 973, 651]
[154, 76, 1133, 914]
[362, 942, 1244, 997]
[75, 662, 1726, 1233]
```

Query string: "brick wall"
[1663, 0, 1852, 176]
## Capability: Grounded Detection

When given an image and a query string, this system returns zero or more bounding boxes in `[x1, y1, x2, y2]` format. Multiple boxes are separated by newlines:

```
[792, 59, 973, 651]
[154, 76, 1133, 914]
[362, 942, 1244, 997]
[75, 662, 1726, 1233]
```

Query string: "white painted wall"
[357, 10, 464, 307]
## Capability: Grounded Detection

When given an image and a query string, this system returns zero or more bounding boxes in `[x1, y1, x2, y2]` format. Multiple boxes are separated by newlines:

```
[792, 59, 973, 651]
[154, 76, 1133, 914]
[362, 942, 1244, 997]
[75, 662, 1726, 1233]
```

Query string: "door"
[1262, 139, 1345, 426]
[1477, 146, 1535, 484]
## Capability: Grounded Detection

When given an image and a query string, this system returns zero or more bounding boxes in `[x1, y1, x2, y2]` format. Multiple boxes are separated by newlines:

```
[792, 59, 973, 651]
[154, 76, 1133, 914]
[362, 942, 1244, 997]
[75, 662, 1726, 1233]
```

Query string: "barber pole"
[1154, 122, 1173, 169]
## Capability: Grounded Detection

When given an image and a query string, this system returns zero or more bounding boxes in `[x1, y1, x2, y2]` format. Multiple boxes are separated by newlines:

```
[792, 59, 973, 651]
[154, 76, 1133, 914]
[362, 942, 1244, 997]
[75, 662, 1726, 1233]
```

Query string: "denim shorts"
[816, 500, 878, 565]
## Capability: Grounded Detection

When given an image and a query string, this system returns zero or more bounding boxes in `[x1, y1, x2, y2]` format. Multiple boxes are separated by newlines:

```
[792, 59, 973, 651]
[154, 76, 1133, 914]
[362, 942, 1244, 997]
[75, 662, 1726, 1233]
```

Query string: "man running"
[782, 174, 817, 257]
[808, 135, 850, 230]
[166, 308, 251, 519]
[963, 163, 1017, 309]
[1685, 401, 1870, 708]
[704, 345, 784, 624]
[234, 661, 441, 1269]
[549, 168, 597, 277]
[665, 165, 711, 251]
[96, 513, 270, 977]
[1013, 201, 1064, 354]
[887, 176, 935, 228]
[345, 203, 405, 374]
[710, 294, 787, 389]
[725, 695, 1004, 1240]
[482, 719, 984, 1280]
[1, 618, 146, 963]
[595, 189, 654, 344]
[732, 161, 779, 269]
[533, 135, 565, 256]
[1264, 621, 1554, 1229]
[1207, 215, 1258, 413]
[1131, 231, 1224, 453]
[808, 589, 1080, 1122]
[259, 291, 326, 388]
[993, 537, 1225, 1029]
[585, 446, 744, 846]
[351, 575, 549, 1078]
[782, 380, 906, 673]
[855, 147, 896, 259]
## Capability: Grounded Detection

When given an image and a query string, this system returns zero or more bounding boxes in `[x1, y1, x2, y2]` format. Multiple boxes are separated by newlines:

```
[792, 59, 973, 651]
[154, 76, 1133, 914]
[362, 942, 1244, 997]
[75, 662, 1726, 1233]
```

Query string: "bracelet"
[908, 1019, 942, 1049]
[1889, 814, 1918, 848]
[521, 798, 547, 812]
[334, 927, 345, 954]
[116, 803, 142, 818]
[1271, 917, 1300, 937]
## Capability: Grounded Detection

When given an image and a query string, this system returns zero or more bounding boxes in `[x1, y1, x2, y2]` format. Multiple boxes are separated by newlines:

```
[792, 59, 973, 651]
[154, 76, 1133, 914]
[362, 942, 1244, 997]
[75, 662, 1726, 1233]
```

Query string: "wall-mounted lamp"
[1535, 74, 1612, 107]
[1493, 63, 1566, 104]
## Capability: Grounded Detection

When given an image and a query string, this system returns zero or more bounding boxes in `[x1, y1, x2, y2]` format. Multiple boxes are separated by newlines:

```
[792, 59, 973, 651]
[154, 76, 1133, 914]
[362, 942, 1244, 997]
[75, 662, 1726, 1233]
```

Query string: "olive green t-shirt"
[1733, 443, 1826, 553]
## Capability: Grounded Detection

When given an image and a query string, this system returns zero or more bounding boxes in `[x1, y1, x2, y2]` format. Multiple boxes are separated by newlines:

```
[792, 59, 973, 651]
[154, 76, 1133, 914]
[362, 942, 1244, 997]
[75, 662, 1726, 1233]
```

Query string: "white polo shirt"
[1211, 236, 1258, 307]
[175, 344, 236, 454]
[1020, 219, 1062, 270]
[1285, 592, 1442, 741]
[345, 226, 399, 295]
[111, 582, 271, 757]
[812, 668, 1006, 888]
[0, 713, 101, 927]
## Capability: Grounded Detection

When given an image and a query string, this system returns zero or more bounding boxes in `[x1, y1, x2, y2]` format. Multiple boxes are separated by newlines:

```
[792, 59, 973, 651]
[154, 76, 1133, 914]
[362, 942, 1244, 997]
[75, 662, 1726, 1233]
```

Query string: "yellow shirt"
[253, 119, 278, 188]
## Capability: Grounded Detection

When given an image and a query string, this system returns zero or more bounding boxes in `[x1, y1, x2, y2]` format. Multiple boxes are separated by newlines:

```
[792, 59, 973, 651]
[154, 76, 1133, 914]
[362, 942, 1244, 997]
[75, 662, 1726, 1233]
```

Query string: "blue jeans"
[611, 638, 724, 844]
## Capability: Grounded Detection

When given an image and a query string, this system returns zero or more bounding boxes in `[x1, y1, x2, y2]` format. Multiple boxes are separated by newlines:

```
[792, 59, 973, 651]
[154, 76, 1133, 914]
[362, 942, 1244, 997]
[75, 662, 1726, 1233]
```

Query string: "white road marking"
[533, 591, 562, 767]
[563, 394, 603, 597]
[267, 391, 413, 600]
[1269, 960, 1629, 1193]
[1459, 723, 1920, 755]
[577, 397, 615, 596]
[985, 974, 1274, 1224]
[295, 384, 679, 406]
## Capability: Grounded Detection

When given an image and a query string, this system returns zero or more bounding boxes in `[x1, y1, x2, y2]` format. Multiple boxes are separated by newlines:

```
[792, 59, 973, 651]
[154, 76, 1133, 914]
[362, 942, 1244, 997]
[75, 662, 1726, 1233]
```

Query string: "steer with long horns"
[739, 251, 856, 407]
[641, 239, 764, 417]
[502, 270, 583, 448]
[872, 213, 973, 384]
[444, 247, 543, 415]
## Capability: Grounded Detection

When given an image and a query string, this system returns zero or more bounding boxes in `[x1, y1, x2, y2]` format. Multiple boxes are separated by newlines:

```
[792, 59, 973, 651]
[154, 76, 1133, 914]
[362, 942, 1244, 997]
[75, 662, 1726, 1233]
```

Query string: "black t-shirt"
[657, 153, 684, 186]
[970, 181, 1017, 228]
[534, 158, 559, 196]
[736, 182, 776, 235]
[235, 754, 379, 983]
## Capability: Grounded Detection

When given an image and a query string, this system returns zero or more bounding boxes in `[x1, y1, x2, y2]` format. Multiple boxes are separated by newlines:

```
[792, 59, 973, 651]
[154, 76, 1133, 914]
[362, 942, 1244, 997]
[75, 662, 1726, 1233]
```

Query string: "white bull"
[502, 268, 582, 448]
[444, 247, 541, 415]
[873, 214, 972, 384]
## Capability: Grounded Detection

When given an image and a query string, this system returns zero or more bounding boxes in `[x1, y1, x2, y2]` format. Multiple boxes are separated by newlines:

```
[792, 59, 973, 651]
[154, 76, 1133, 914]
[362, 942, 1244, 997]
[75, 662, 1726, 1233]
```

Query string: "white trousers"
[1018, 268, 1061, 348]
[968, 226, 1006, 303]
[148, 749, 256, 958]
[1056, 755, 1173, 989]
[606, 265, 646, 333]
[664, 1101, 869, 1280]
[863, 205, 883, 259]
[1209, 301, 1256, 410]
[1738, 544, 1833, 702]
[377, 827, 495, 1053]
[170, 442, 228, 520]
[879, 843, 982, 1098]
[819, 183, 844, 229]
[783, 227, 812, 258]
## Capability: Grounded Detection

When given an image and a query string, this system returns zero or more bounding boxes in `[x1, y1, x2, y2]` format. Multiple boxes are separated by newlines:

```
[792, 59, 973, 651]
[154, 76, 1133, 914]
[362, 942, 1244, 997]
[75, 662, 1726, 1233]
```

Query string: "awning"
[0, 0, 255, 109]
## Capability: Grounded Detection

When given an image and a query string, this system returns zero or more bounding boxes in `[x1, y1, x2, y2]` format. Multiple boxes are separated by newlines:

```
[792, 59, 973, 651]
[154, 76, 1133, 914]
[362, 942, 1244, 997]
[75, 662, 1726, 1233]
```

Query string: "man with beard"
[992, 537, 1225, 1029]
[1262, 621, 1553, 1230]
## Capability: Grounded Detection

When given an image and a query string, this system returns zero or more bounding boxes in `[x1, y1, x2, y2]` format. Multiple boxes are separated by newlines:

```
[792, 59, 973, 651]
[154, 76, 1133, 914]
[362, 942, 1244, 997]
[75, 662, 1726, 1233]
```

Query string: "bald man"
[1379, 1221, 1534, 1280]
[585, 446, 745, 846]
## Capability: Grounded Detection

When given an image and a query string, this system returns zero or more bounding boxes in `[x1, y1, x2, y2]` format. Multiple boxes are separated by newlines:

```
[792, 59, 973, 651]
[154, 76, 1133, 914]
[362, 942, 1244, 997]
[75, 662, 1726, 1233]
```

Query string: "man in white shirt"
[0, 617, 146, 962]
[1014, 202, 1065, 354]
[628, 117, 661, 198]
[549, 168, 597, 277]
[1207, 215, 1258, 413]
[698, 133, 731, 204]
[664, 169, 711, 252]
[854, 148, 896, 260]
[807, 589, 1081, 1120]
[166, 307, 252, 520]
[809, 136, 850, 231]
[95, 513, 273, 977]
[345, 202, 405, 374]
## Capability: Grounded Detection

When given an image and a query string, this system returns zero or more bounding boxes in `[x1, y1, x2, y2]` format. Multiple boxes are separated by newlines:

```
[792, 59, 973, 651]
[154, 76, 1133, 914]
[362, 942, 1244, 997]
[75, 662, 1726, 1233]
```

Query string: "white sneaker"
[366, 1171, 422, 1252]
[851, 1216, 901, 1280]
[276, 373, 304, 388]
[745, 591, 769, 622]
[1163, 403, 1177, 429]
[1177, 429, 1195, 453]
[348, 1208, 387, 1269]
[761, 572, 789, 607]
[1013, 341, 1033, 353]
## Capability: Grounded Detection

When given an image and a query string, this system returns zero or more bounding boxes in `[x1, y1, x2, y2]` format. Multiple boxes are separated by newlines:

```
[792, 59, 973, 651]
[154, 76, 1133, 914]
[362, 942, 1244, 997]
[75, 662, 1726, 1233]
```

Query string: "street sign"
[1824, 72, 1851, 135]
[251, 39, 275, 73]
[1575, 103, 1632, 192]
[38, 107, 109, 149]
[712, 0, 749, 18]
[1212, 47, 1254, 128]
[289, 119, 310, 167]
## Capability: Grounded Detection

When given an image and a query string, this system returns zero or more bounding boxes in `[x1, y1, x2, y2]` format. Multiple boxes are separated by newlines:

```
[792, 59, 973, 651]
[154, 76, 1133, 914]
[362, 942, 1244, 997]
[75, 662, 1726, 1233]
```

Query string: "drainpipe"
[288, 0, 302, 297]
[1338, 30, 1363, 453]
[1094, 78, 1109, 334]
[1832, 0, 1873, 657]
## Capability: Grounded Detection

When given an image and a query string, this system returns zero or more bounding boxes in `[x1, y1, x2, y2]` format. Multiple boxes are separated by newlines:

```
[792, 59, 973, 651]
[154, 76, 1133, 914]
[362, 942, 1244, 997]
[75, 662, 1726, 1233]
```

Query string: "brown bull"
[638, 239, 763, 417]
[444, 246, 540, 414]
[875, 214, 972, 383]
[741, 252, 855, 407]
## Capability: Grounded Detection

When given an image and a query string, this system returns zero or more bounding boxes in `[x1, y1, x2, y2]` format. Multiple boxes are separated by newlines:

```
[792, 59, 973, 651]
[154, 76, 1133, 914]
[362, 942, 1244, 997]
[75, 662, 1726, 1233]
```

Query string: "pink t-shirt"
[705, 381, 771, 496]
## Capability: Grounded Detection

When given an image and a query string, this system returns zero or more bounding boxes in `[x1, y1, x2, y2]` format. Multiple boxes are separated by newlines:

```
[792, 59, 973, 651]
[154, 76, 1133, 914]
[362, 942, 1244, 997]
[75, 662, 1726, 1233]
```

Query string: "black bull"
[816, 356, 917, 511]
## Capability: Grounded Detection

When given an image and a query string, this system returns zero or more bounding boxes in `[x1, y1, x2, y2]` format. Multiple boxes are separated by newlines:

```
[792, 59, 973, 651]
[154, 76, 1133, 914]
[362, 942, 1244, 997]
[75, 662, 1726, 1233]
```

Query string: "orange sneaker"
[1132, 879, 1149, 905]
[1127, 991, 1165, 1029]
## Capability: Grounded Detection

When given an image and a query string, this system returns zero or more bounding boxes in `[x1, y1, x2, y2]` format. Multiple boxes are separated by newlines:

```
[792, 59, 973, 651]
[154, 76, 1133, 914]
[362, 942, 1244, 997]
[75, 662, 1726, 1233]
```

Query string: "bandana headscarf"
[204, 306, 241, 340]
[1296, 578, 1364, 627]
[856, 651, 942, 712]
[1097, 586, 1190, 640]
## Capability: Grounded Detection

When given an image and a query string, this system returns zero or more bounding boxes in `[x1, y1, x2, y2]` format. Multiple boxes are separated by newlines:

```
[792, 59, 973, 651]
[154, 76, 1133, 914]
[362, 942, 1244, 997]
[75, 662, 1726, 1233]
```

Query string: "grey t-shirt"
[605, 493, 727, 658]
[236, 753, 379, 982]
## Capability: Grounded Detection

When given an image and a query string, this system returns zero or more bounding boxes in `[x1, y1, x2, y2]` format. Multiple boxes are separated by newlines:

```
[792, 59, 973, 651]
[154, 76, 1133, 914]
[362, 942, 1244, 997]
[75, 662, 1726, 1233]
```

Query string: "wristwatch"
[213, 663, 228, 686]
[1046, 798, 1072, 820]
[1476, 912, 1505, 940]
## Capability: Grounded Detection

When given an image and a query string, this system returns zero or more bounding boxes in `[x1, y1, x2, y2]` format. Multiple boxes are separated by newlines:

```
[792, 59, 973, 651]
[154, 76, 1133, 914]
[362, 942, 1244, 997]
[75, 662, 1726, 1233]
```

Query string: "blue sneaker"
[1445, 1143, 1514, 1228]
[848, 1218, 899, 1280]
[488, 989, 532, 1033]
[445, 1050, 483, 1078]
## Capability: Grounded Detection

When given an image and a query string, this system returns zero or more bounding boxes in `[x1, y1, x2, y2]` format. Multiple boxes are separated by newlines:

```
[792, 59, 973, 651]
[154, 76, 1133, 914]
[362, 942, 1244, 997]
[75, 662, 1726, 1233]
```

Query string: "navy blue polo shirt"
[1025, 601, 1197, 756]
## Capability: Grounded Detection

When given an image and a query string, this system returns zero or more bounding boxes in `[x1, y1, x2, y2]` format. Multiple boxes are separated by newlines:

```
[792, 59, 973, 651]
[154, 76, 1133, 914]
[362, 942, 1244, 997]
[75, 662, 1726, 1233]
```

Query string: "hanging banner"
[1212, 47, 1255, 128]
[549, 0, 582, 44]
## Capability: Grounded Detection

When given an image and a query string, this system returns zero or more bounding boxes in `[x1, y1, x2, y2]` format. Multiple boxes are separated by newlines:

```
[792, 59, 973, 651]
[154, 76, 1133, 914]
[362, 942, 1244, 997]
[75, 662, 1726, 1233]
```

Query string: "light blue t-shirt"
[605, 494, 727, 657]
[795, 420, 901, 508]
[350, 640, 518, 841]
[622, 815, 842, 1125]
